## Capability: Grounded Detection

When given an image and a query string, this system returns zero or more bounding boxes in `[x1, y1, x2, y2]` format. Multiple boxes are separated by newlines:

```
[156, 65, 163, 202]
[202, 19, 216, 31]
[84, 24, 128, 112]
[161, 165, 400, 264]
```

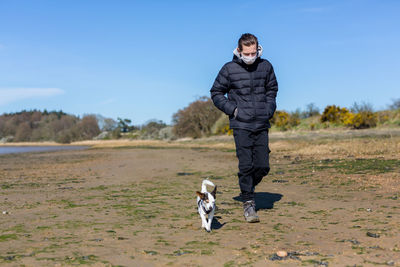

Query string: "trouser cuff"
[240, 192, 255, 202]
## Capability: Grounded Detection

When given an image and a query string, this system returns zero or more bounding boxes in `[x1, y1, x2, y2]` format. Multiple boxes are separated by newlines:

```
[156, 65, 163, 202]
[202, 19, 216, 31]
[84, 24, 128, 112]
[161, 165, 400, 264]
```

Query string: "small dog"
[196, 179, 217, 232]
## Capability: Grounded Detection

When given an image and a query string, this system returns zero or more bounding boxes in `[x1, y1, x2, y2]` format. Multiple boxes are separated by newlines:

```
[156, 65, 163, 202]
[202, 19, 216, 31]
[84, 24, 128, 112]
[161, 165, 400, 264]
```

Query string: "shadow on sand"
[211, 216, 226, 230]
[233, 192, 283, 211]
[207, 192, 282, 231]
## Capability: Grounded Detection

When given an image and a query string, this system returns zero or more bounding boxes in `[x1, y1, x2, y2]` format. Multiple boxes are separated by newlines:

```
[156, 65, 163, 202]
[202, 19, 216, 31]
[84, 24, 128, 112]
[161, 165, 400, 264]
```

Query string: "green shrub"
[55, 130, 72, 144]
[172, 96, 220, 138]
[158, 126, 176, 140]
[288, 112, 301, 128]
[211, 113, 232, 135]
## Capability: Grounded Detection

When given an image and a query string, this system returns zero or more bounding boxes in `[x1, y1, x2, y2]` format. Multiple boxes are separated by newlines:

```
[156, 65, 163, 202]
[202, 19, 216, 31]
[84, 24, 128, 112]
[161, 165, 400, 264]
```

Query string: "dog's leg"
[199, 210, 207, 229]
[206, 210, 215, 232]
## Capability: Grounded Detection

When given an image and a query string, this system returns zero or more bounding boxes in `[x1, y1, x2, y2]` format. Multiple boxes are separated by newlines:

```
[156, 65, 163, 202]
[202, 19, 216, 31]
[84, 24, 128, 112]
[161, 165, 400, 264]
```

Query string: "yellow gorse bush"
[221, 125, 233, 135]
[211, 104, 382, 135]
[350, 111, 377, 129]
[271, 111, 289, 130]
[270, 111, 300, 130]
[320, 105, 350, 124]
[321, 105, 377, 129]
[342, 112, 355, 126]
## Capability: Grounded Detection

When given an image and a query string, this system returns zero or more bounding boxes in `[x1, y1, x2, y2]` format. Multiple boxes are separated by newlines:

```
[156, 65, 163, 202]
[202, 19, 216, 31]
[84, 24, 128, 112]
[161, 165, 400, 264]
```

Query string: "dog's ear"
[196, 191, 206, 199]
[211, 186, 217, 199]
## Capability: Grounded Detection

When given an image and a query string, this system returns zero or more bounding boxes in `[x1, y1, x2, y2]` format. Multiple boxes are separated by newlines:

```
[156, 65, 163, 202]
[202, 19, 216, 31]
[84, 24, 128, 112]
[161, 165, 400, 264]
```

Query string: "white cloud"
[0, 88, 65, 106]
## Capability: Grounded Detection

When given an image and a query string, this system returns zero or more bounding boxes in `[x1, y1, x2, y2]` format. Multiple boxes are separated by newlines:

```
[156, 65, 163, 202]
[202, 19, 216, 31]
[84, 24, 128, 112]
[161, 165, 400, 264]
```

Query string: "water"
[0, 145, 89, 155]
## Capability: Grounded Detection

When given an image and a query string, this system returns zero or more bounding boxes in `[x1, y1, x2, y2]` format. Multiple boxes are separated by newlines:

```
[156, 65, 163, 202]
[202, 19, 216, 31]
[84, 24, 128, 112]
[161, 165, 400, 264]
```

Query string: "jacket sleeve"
[265, 64, 278, 119]
[210, 65, 237, 116]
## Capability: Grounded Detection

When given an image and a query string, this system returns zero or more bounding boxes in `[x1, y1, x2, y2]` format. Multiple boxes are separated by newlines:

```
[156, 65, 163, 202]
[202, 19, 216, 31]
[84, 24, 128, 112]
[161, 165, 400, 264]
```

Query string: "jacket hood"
[233, 44, 263, 64]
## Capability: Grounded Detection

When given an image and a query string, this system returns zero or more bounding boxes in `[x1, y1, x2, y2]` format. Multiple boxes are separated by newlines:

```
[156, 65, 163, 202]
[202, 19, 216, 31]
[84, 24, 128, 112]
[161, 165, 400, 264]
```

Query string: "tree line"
[0, 110, 100, 143]
[0, 109, 171, 143]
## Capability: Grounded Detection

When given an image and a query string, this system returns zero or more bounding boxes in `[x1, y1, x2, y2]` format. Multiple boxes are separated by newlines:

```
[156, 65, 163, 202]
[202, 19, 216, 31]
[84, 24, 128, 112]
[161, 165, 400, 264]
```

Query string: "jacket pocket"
[235, 107, 253, 122]
[263, 102, 272, 119]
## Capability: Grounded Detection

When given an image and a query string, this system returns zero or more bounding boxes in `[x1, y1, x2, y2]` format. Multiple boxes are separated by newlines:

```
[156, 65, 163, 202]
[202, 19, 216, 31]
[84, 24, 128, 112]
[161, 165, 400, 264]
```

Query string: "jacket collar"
[232, 55, 261, 70]
[232, 44, 263, 67]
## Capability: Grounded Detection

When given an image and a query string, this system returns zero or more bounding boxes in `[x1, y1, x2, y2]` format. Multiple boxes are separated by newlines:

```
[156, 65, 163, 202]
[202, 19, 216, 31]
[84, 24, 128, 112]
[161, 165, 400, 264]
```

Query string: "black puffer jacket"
[210, 48, 278, 132]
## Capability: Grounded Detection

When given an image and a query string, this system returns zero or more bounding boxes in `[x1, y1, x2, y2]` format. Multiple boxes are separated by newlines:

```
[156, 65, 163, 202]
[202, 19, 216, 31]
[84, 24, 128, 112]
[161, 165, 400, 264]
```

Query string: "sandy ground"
[1, 130, 400, 266]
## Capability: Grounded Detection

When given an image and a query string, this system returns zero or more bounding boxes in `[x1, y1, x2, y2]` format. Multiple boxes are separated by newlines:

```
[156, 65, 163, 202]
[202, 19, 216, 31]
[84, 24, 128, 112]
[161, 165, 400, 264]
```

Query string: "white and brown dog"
[196, 179, 217, 232]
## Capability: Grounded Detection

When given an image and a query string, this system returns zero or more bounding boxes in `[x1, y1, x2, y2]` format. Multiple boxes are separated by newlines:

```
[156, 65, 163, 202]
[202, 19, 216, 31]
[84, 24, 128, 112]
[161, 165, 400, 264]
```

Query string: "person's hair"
[238, 33, 258, 51]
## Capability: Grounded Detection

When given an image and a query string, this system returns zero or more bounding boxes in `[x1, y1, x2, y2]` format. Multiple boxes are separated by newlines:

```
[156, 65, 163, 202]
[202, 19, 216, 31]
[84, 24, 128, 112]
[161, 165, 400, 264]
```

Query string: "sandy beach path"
[1, 136, 400, 266]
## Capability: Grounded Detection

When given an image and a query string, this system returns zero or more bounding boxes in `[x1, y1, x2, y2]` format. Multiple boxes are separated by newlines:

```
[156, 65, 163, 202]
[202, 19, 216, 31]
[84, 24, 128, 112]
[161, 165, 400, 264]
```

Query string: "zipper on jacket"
[250, 71, 255, 119]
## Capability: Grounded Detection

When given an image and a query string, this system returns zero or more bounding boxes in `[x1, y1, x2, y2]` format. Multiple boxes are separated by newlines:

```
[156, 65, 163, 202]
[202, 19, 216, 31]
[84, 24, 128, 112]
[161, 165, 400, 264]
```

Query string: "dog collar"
[198, 199, 213, 214]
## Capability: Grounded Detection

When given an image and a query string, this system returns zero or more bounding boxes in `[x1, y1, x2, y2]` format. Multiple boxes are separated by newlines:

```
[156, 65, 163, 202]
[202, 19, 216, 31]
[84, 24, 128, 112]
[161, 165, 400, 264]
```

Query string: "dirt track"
[1, 133, 400, 266]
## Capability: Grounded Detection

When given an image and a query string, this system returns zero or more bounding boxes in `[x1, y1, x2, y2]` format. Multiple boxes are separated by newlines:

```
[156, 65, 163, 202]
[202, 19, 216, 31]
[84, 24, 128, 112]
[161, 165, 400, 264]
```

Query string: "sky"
[0, 0, 399, 125]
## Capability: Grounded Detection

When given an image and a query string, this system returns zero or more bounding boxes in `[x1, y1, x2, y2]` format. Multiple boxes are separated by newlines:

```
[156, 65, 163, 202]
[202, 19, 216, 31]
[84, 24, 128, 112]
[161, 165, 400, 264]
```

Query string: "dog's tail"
[201, 179, 215, 193]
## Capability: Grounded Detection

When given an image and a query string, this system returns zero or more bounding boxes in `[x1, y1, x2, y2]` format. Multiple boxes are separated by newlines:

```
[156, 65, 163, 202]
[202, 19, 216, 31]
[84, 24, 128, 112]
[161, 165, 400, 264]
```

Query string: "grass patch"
[1, 183, 14, 189]
[0, 234, 18, 242]
[36, 226, 51, 230]
[284, 201, 305, 207]
[90, 185, 108, 190]
[184, 240, 219, 248]
[223, 260, 235, 267]
[310, 158, 400, 174]
[309, 210, 328, 215]
[3, 224, 26, 233]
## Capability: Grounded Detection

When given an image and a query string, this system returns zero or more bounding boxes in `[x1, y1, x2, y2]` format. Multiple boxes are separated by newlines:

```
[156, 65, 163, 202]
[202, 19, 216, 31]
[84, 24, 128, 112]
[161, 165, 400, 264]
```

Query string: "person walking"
[210, 33, 278, 223]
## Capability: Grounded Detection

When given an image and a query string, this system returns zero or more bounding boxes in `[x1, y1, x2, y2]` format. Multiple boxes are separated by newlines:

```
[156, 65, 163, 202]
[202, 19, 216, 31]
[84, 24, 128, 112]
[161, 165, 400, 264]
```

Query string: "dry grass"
[272, 136, 400, 159]
[73, 128, 400, 160]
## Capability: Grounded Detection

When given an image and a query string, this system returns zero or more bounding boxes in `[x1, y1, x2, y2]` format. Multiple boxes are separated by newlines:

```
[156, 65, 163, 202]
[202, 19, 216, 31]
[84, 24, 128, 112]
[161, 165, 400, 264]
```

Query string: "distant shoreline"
[0, 145, 89, 155]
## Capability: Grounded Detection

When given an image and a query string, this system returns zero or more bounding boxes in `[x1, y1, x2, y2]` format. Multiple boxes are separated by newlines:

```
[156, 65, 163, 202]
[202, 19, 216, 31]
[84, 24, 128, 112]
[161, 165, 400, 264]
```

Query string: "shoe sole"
[245, 216, 260, 223]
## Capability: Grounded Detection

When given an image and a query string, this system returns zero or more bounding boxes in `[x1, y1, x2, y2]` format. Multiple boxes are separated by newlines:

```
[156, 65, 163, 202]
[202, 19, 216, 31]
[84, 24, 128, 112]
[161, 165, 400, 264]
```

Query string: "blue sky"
[0, 0, 399, 125]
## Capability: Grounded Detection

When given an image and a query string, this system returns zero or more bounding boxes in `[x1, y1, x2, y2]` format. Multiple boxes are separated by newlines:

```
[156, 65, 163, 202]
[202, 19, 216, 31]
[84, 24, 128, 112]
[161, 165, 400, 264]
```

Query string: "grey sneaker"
[243, 200, 260, 223]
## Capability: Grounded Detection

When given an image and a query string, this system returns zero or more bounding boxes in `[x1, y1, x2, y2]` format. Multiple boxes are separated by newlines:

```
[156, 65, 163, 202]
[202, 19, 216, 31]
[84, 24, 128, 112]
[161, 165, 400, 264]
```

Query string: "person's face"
[238, 44, 257, 57]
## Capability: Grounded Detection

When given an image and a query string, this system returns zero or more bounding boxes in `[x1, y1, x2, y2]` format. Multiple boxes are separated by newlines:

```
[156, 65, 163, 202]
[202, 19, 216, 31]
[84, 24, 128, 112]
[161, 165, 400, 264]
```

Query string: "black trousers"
[233, 128, 270, 201]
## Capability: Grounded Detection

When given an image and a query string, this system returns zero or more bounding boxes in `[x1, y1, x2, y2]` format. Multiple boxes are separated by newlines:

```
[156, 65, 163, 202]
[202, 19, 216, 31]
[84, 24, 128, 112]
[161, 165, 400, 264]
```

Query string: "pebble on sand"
[276, 250, 288, 257]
